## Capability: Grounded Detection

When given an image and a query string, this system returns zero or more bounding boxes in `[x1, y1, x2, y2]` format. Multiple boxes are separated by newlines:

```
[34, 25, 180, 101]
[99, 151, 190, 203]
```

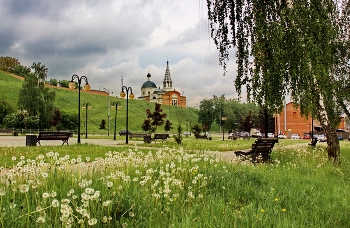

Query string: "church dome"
[153, 87, 164, 94]
[141, 81, 157, 88]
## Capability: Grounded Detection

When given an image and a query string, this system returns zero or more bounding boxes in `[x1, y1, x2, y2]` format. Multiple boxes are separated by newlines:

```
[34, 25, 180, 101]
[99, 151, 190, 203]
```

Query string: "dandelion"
[0, 188, 6, 196]
[102, 216, 108, 223]
[282, 208, 287, 213]
[49, 199, 58, 208]
[129, 212, 135, 217]
[122, 222, 128, 227]
[88, 218, 97, 226]
[107, 182, 113, 188]
[274, 198, 279, 202]
[36, 216, 46, 223]
[19, 184, 29, 193]
[102, 200, 111, 207]
[51, 191, 57, 197]
[42, 192, 50, 198]
[261, 209, 265, 213]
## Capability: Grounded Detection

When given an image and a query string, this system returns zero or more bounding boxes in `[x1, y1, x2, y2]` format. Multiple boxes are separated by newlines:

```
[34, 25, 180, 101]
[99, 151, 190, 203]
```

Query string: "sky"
[0, 0, 240, 108]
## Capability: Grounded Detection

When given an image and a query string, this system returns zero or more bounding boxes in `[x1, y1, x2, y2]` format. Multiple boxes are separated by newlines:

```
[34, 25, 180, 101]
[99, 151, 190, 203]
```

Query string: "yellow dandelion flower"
[271, 187, 275, 191]
[282, 208, 287, 213]
[261, 209, 265, 213]
[274, 198, 279, 202]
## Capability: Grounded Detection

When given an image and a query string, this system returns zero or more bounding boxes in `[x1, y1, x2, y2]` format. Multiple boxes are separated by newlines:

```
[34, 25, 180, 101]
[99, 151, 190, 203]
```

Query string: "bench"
[0, 129, 14, 135]
[196, 135, 208, 140]
[151, 133, 169, 142]
[36, 131, 71, 146]
[308, 137, 318, 146]
[234, 138, 278, 164]
[129, 133, 148, 140]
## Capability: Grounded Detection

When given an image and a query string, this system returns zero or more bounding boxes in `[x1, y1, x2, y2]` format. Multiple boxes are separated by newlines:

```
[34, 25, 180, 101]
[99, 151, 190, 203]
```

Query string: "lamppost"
[222, 116, 227, 141]
[186, 120, 189, 137]
[69, 74, 90, 144]
[82, 102, 91, 138]
[111, 101, 122, 140]
[120, 86, 134, 144]
[100, 87, 111, 136]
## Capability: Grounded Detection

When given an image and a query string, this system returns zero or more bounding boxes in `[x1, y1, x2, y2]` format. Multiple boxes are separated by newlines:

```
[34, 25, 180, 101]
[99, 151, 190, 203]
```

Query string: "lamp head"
[84, 83, 90, 91]
[129, 93, 134, 100]
[120, 91, 126, 98]
[69, 81, 76, 89]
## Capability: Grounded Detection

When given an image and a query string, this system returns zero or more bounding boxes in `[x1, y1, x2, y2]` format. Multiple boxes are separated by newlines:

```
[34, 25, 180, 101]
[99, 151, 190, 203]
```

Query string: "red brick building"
[276, 102, 346, 138]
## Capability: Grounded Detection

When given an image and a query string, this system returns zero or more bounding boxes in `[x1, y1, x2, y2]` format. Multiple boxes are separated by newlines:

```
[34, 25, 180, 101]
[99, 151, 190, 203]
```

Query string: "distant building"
[277, 102, 346, 138]
[138, 61, 186, 107]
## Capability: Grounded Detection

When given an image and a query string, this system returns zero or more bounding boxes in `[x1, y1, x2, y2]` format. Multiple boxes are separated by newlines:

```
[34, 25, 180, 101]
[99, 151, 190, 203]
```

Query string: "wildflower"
[36, 216, 46, 223]
[102, 216, 108, 223]
[0, 188, 6, 196]
[282, 208, 287, 213]
[19, 184, 29, 193]
[261, 209, 265, 213]
[42, 192, 50, 198]
[88, 218, 97, 226]
[107, 182, 113, 188]
[102, 200, 111, 207]
[52, 199, 60, 207]
[122, 222, 128, 227]
[129, 212, 135, 217]
[12, 156, 16, 161]
[274, 198, 279, 202]
[51, 191, 57, 197]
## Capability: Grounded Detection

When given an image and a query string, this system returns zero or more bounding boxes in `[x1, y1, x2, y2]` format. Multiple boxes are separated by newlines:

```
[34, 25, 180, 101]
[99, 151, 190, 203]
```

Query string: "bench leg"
[62, 140, 69, 146]
[36, 140, 41, 146]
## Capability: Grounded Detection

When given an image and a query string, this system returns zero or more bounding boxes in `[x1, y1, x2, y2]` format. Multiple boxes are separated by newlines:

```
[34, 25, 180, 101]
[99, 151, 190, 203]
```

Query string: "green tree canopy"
[207, 0, 350, 163]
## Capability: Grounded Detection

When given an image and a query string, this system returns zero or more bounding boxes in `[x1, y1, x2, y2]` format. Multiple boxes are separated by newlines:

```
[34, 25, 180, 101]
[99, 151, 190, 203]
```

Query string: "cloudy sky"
[0, 0, 239, 107]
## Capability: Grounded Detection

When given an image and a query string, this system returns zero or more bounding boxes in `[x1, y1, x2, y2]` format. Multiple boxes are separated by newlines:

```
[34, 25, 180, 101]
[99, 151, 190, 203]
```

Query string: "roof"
[141, 81, 157, 88]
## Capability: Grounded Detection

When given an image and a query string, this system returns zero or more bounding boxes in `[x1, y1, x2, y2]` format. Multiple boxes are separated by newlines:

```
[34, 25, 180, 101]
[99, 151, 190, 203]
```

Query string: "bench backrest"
[38, 132, 71, 139]
[252, 138, 278, 153]
[154, 134, 169, 139]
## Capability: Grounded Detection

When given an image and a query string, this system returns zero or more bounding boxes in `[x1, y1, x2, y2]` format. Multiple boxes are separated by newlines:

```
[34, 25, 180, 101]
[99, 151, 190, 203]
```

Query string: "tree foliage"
[0, 56, 20, 72]
[207, 0, 350, 163]
[17, 62, 56, 129]
[141, 103, 167, 133]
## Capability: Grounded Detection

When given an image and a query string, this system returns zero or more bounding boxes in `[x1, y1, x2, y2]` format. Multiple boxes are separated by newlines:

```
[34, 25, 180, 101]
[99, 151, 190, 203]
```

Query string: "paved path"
[0, 136, 239, 162]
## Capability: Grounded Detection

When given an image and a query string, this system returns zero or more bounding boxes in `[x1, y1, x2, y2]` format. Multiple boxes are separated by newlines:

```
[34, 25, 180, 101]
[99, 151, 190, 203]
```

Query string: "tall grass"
[0, 139, 349, 227]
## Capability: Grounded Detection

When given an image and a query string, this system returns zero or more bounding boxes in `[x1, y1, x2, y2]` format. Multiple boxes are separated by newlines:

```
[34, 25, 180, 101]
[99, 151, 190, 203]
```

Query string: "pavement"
[0, 135, 135, 147]
[0, 135, 239, 162]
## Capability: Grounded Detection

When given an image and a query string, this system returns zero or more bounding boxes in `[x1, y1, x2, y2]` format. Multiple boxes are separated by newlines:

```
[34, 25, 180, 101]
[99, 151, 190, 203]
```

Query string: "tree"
[17, 62, 56, 129]
[99, 119, 106, 130]
[207, 0, 350, 164]
[141, 103, 167, 133]
[0, 56, 20, 72]
[198, 99, 215, 131]
[50, 109, 62, 130]
[0, 99, 14, 125]
[57, 111, 78, 130]
[164, 119, 173, 132]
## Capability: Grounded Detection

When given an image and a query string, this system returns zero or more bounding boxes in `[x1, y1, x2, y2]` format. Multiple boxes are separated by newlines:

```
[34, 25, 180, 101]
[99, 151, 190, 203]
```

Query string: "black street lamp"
[82, 102, 91, 138]
[111, 101, 122, 140]
[69, 74, 90, 144]
[222, 116, 227, 141]
[120, 86, 134, 144]
[186, 120, 189, 137]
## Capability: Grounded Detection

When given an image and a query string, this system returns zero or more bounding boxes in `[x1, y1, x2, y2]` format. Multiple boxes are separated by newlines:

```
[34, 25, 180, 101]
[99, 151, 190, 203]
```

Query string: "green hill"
[0, 71, 212, 134]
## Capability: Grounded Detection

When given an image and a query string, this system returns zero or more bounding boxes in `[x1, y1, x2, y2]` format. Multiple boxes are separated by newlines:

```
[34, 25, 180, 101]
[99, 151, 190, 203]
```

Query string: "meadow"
[0, 138, 349, 227]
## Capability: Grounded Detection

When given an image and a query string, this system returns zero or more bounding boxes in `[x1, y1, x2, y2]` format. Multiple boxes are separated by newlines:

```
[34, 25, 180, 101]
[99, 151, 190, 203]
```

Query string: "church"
[138, 61, 187, 107]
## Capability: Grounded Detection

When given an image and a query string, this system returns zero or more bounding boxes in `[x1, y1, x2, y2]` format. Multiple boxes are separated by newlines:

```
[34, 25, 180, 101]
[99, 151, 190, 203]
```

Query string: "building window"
[148, 91, 150, 95]
[172, 100, 178, 106]
[293, 112, 296, 119]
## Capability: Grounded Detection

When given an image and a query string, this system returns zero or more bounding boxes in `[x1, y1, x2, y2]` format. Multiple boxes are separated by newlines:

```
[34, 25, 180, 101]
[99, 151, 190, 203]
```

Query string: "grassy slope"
[0, 71, 212, 134]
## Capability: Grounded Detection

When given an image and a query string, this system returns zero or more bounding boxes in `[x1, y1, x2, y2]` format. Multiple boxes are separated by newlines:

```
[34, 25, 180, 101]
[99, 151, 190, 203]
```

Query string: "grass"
[0, 138, 349, 227]
[0, 71, 204, 134]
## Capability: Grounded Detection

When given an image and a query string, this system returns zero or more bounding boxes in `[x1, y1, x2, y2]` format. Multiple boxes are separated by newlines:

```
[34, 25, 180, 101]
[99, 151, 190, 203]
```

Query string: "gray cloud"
[1, 0, 240, 107]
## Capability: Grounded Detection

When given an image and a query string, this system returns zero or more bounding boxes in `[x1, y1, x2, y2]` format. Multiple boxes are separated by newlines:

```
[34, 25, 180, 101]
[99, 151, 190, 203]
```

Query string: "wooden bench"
[0, 129, 14, 135]
[129, 133, 148, 140]
[308, 137, 318, 146]
[36, 131, 71, 146]
[234, 138, 278, 164]
[196, 135, 208, 140]
[152, 134, 169, 142]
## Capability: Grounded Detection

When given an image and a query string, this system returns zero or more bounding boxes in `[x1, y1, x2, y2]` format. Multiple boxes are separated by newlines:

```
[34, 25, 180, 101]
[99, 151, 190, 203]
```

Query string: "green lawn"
[0, 138, 348, 227]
